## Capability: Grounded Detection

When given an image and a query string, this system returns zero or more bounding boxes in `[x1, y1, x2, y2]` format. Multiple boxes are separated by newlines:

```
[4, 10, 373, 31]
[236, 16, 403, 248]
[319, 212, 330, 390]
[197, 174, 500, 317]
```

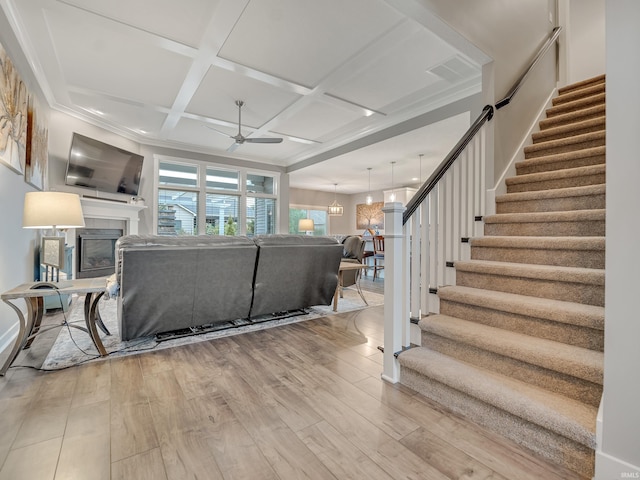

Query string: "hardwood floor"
[0, 300, 586, 479]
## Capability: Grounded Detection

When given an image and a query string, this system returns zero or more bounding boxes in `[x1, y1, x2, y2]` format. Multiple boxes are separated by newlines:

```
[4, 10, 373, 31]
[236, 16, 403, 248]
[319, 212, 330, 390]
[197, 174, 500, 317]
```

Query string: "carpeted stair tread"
[532, 116, 604, 144]
[557, 74, 605, 95]
[398, 347, 597, 448]
[545, 93, 605, 118]
[539, 104, 605, 131]
[470, 235, 605, 252]
[454, 259, 604, 287]
[438, 285, 604, 330]
[470, 235, 604, 268]
[419, 314, 603, 385]
[484, 208, 605, 224]
[516, 146, 605, 175]
[484, 211, 605, 237]
[506, 164, 605, 192]
[498, 183, 605, 204]
[552, 82, 605, 106]
[524, 131, 605, 159]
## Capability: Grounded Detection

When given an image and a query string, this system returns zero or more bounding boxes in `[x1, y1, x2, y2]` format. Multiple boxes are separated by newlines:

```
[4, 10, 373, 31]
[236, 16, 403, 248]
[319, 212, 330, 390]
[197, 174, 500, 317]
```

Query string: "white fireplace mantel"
[80, 197, 146, 235]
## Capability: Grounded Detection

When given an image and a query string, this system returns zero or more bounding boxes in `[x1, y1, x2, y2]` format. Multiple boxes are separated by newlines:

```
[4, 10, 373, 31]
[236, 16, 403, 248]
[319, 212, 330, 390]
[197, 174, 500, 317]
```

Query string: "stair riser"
[400, 369, 595, 478]
[454, 270, 604, 306]
[507, 172, 605, 193]
[484, 220, 605, 237]
[539, 105, 605, 131]
[525, 137, 605, 159]
[532, 123, 604, 143]
[421, 333, 602, 406]
[546, 95, 605, 118]
[439, 299, 604, 351]
[496, 193, 605, 214]
[470, 246, 604, 269]
[516, 152, 605, 175]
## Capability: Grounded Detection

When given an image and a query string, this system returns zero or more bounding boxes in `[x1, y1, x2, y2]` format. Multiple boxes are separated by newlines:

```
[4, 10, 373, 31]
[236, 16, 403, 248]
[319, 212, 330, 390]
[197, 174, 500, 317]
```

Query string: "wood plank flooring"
[0, 299, 586, 479]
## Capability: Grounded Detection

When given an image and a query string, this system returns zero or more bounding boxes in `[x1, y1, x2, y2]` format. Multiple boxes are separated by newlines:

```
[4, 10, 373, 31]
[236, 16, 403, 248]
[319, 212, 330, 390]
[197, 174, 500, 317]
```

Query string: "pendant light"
[419, 153, 423, 183]
[328, 183, 344, 216]
[389, 161, 396, 202]
[365, 168, 373, 205]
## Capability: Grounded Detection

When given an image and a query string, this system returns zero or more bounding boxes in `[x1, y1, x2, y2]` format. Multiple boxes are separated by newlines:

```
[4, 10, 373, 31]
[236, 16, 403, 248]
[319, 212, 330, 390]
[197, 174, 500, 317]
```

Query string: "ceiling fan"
[206, 100, 283, 152]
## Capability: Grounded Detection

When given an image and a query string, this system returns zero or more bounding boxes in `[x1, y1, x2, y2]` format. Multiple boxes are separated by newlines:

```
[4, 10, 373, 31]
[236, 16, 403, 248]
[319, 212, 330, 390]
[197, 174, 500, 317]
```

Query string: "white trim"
[595, 450, 640, 479]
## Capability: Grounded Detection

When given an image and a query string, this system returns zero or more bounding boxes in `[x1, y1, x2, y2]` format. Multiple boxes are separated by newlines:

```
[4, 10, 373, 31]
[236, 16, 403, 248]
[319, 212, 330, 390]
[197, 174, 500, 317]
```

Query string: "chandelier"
[328, 183, 343, 216]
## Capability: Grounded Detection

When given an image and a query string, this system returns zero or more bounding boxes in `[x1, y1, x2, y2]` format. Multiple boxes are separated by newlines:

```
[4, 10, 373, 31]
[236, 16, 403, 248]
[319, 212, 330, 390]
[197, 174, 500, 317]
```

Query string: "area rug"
[42, 288, 383, 370]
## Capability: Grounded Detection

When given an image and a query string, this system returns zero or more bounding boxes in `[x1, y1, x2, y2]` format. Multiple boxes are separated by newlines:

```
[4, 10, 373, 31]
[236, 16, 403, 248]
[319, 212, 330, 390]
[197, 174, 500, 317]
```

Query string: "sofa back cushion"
[116, 235, 257, 340]
[251, 235, 342, 317]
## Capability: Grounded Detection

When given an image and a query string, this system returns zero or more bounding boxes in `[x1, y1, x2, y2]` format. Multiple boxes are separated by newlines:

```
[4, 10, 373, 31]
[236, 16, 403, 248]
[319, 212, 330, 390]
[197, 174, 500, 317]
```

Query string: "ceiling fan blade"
[204, 124, 233, 139]
[244, 137, 283, 144]
[227, 142, 241, 153]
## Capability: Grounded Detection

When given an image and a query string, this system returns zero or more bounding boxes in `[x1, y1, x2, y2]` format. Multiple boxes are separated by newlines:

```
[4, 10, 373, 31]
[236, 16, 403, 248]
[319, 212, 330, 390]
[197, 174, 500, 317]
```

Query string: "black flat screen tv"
[65, 133, 144, 196]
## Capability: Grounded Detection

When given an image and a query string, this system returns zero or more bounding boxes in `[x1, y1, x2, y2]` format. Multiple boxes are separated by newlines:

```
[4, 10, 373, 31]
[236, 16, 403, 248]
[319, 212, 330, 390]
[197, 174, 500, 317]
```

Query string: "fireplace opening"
[76, 228, 123, 278]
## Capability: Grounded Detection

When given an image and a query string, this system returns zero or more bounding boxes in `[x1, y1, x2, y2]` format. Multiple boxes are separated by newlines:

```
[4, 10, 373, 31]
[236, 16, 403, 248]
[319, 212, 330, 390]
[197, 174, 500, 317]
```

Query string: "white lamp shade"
[23, 191, 85, 229]
[298, 218, 315, 232]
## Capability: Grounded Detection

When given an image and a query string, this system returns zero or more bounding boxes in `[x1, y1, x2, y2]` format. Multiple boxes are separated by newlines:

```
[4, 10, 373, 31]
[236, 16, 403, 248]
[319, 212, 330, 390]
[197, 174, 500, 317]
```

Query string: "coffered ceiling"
[2, 0, 483, 194]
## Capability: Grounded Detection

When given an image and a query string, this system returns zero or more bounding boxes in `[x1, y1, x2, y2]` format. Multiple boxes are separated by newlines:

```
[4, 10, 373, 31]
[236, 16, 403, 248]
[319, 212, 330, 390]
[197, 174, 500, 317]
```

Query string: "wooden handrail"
[495, 26, 562, 110]
[402, 105, 493, 224]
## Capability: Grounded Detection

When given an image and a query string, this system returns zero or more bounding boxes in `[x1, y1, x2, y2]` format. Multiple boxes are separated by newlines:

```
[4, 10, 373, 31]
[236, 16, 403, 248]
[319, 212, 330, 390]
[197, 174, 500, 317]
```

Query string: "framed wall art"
[356, 202, 384, 230]
[25, 96, 48, 190]
[0, 41, 28, 175]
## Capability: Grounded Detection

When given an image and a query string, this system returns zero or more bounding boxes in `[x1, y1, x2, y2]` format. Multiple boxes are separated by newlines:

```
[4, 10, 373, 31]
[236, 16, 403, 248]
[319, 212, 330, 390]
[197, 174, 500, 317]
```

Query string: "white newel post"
[382, 201, 405, 383]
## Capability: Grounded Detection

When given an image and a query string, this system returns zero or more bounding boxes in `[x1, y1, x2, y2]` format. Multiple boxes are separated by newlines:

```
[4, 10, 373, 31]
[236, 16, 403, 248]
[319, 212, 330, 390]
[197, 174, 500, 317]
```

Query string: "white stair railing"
[382, 26, 563, 384]
[382, 106, 493, 383]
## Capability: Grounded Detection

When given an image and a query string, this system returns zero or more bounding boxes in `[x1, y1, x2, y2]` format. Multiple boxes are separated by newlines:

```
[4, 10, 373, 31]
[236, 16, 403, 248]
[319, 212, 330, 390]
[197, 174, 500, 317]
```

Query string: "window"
[158, 160, 200, 235]
[289, 208, 327, 235]
[246, 197, 276, 236]
[206, 193, 239, 235]
[156, 158, 278, 236]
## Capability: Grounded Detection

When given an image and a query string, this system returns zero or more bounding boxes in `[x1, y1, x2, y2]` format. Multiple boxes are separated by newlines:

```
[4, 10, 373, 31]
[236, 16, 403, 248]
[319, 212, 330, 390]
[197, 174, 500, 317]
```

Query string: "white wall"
[596, 1, 640, 477]
[0, 10, 47, 355]
[566, 0, 606, 84]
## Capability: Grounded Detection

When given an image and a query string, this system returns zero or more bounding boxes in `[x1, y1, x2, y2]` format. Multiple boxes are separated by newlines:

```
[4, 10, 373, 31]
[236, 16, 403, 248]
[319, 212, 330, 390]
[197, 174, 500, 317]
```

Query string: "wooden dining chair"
[372, 235, 384, 281]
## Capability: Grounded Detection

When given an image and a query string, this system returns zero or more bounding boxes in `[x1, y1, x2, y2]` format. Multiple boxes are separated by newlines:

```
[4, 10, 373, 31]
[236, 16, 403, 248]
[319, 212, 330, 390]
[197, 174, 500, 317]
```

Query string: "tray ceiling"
[3, 0, 483, 193]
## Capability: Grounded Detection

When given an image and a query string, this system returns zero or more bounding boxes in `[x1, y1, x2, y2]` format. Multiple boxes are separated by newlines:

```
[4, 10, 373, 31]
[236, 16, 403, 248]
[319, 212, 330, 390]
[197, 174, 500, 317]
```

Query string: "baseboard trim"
[595, 450, 640, 479]
[0, 322, 19, 358]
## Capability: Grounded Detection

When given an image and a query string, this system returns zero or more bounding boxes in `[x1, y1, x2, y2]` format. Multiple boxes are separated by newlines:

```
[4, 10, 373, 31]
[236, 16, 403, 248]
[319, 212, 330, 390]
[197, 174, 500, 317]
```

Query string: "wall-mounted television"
[65, 133, 144, 196]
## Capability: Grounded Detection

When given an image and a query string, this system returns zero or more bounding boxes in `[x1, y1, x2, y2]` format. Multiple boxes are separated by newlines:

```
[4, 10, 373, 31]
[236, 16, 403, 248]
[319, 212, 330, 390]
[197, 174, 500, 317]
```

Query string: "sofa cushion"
[116, 235, 257, 340]
[251, 235, 342, 317]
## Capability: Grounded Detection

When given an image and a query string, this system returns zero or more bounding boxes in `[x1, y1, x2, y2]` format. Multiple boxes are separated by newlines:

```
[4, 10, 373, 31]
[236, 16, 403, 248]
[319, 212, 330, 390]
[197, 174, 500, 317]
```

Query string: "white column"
[382, 201, 405, 384]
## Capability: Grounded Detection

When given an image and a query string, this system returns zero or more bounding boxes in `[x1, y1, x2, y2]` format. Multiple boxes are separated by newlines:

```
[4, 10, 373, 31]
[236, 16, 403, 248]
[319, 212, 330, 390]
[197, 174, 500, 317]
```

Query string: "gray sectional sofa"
[113, 234, 343, 340]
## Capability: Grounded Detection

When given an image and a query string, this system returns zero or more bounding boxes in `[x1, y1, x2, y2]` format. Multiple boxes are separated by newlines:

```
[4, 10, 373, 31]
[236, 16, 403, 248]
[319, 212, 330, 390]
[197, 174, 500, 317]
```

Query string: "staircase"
[398, 74, 606, 478]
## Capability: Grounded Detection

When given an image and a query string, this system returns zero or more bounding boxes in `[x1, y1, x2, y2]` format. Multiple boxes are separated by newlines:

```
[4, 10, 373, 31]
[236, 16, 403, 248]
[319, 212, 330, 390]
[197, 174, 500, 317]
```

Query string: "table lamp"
[298, 218, 314, 235]
[23, 191, 85, 281]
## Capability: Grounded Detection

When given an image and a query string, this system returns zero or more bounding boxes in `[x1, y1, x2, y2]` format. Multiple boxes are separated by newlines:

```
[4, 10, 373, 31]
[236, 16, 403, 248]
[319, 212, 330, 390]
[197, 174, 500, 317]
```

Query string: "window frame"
[154, 156, 279, 236]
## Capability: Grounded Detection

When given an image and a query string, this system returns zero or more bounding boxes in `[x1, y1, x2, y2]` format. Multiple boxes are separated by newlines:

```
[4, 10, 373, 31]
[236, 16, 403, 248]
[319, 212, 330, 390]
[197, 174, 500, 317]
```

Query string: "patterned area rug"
[42, 288, 383, 370]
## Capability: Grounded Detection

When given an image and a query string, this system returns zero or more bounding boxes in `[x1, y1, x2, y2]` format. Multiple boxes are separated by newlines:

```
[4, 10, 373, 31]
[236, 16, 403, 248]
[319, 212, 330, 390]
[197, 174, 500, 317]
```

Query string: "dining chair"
[372, 235, 384, 281]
